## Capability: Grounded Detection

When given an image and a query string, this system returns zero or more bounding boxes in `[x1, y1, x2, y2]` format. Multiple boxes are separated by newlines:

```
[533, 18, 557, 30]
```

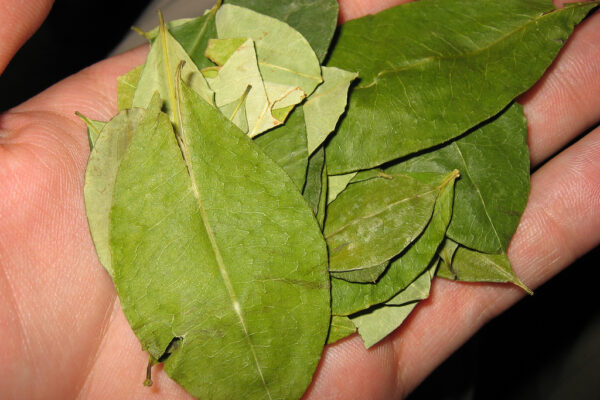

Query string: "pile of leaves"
[80, 0, 597, 399]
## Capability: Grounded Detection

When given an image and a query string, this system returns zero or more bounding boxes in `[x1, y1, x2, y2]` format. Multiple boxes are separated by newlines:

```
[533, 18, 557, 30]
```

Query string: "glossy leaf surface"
[325, 0, 596, 173]
[110, 81, 330, 400]
[387, 103, 529, 253]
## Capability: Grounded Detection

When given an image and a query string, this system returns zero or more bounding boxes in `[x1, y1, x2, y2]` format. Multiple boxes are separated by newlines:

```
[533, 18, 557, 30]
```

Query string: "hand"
[0, 1, 598, 399]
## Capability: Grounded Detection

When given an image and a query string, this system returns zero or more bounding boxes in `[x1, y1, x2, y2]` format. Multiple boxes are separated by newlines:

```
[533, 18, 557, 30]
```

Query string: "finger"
[0, 0, 54, 75]
[0, 45, 148, 166]
[520, 9, 600, 167]
[338, 0, 411, 23]
[305, 124, 600, 399]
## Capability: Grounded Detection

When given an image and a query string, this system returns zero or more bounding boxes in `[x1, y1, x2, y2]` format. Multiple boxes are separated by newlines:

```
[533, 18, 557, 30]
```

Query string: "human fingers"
[0, 0, 53, 75]
[337, 0, 411, 23]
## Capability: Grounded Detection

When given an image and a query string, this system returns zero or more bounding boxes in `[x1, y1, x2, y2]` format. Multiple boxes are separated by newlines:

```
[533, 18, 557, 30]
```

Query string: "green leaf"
[132, 12, 213, 124]
[304, 66, 357, 155]
[254, 106, 309, 190]
[206, 38, 303, 137]
[316, 156, 328, 228]
[331, 261, 388, 284]
[224, 0, 339, 63]
[327, 172, 356, 204]
[167, 7, 219, 70]
[110, 80, 330, 400]
[446, 246, 532, 293]
[76, 112, 105, 151]
[353, 303, 417, 348]
[351, 266, 435, 348]
[327, 315, 356, 345]
[387, 103, 529, 253]
[385, 265, 435, 306]
[332, 171, 456, 315]
[84, 96, 159, 276]
[117, 65, 143, 111]
[302, 146, 326, 220]
[216, 4, 323, 97]
[324, 173, 438, 274]
[205, 37, 248, 65]
[436, 238, 459, 279]
[325, 0, 597, 173]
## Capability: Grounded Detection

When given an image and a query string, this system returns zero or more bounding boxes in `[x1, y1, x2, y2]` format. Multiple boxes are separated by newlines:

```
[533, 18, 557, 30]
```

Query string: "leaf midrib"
[175, 85, 272, 399]
[452, 141, 503, 251]
[325, 186, 438, 240]
[355, 7, 565, 89]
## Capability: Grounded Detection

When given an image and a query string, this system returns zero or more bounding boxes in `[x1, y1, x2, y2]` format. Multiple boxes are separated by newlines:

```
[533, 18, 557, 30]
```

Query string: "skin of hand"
[0, 0, 598, 399]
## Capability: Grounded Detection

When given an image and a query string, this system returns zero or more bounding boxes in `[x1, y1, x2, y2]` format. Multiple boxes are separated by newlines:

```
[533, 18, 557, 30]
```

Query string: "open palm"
[1, 0, 599, 399]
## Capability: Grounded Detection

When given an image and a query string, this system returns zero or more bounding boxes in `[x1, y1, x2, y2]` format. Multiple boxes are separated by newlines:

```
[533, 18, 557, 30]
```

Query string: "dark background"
[2, 1, 598, 399]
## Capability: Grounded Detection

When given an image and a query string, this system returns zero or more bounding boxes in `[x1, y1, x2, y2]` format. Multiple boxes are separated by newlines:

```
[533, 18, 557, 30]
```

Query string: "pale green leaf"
[218, 88, 250, 132]
[205, 37, 247, 65]
[254, 106, 309, 190]
[224, 0, 339, 62]
[76, 112, 105, 151]
[216, 4, 323, 97]
[436, 238, 460, 279]
[331, 261, 388, 284]
[110, 80, 329, 400]
[132, 13, 214, 125]
[387, 103, 529, 253]
[324, 174, 438, 274]
[304, 66, 357, 155]
[84, 96, 159, 276]
[117, 65, 143, 111]
[325, 0, 597, 173]
[265, 81, 306, 114]
[445, 246, 531, 293]
[206, 39, 305, 137]
[327, 172, 356, 204]
[352, 266, 434, 348]
[385, 265, 435, 306]
[303, 147, 326, 219]
[439, 238, 459, 266]
[352, 302, 417, 348]
[327, 315, 356, 345]
[332, 171, 456, 315]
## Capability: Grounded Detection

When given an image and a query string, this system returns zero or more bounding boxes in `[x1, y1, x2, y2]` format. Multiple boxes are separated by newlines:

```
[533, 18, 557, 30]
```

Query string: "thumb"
[0, 0, 54, 75]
